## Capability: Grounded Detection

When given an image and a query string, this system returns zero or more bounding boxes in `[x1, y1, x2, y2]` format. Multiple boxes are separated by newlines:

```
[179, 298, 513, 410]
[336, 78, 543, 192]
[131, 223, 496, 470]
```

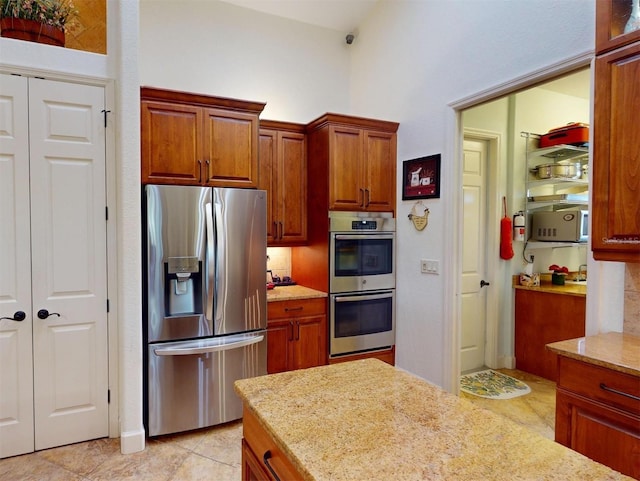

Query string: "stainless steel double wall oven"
[329, 211, 396, 358]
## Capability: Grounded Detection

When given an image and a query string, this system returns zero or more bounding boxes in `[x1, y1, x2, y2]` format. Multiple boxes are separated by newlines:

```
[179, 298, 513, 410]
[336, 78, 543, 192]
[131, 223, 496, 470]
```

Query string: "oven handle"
[334, 291, 394, 303]
[333, 234, 395, 240]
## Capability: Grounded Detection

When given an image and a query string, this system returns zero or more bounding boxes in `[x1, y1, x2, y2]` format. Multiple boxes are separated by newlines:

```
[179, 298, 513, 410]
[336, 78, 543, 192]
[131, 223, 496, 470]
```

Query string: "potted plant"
[548, 264, 569, 286]
[0, 0, 77, 47]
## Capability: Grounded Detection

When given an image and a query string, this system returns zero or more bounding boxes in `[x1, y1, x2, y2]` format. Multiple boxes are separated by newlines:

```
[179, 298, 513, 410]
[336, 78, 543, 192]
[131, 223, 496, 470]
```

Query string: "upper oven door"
[330, 233, 395, 293]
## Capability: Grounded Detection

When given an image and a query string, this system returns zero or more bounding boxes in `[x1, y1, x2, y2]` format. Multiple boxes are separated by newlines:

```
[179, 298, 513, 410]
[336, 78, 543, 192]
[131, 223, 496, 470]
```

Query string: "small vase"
[552, 273, 565, 286]
[625, 0, 640, 34]
[0, 17, 65, 47]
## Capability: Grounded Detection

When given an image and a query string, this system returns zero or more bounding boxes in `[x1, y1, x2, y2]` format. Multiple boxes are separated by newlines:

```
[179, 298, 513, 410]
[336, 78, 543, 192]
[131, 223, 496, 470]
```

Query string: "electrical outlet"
[420, 259, 439, 274]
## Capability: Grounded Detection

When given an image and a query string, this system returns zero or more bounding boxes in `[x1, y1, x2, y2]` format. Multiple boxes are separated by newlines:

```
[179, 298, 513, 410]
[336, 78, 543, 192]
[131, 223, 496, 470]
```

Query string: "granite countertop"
[547, 332, 640, 377]
[235, 359, 631, 480]
[512, 275, 587, 297]
[266, 284, 327, 302]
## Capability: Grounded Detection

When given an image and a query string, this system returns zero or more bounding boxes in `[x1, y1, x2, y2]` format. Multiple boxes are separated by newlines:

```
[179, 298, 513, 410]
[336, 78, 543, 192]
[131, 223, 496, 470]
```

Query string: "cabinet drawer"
[243, 407, 302, 480]
[557, 356, 640, 415]
[268, 298, 326, 320]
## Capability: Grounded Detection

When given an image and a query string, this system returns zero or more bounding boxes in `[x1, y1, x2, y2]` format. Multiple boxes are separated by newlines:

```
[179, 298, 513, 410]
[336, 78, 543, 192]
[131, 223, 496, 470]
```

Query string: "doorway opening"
[457, 67, 591, 378]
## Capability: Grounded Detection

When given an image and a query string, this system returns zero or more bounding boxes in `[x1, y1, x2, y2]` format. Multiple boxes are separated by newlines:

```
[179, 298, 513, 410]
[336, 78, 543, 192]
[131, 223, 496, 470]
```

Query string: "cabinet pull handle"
[205, 159, 210, 182]
[272, 221, 278, 239]
[279, 221, 283, 240]
[263, 450, 282, 481]
[197, 159, 202, 183]
[359, 188, 365, 207]
[365, 188, 370, 207]
[284, 306, 303, 312]
[288, 321, 294, 341]
[599, 383, 640, 402]
[294, 320, 300, 341]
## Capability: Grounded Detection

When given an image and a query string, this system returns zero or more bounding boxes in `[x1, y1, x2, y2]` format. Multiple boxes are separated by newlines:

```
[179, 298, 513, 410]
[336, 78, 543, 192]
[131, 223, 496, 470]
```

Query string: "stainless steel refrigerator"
[144, 185, 267, 437]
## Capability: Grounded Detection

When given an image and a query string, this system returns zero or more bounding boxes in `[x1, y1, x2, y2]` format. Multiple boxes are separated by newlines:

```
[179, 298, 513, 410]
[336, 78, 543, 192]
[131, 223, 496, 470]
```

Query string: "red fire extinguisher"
[513, 211, 525, 242]
[500, 197, 514, 260]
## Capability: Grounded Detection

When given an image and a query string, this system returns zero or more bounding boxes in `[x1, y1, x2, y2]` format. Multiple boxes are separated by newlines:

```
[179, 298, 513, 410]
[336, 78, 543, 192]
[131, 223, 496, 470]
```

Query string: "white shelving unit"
[522, 132, 589, 250]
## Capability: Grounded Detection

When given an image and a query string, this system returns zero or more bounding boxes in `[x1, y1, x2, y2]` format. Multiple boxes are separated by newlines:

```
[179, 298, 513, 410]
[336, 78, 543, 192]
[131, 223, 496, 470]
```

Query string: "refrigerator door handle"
[205, 202, 215, 321]
[154, 335, 264, 356]
[214, 199, 226, 324]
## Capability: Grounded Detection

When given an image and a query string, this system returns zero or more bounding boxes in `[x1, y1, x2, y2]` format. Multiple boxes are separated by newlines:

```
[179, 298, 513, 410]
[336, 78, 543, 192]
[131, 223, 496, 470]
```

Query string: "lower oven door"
[146, 331, 266, 437]
[330, 290, 395, 357]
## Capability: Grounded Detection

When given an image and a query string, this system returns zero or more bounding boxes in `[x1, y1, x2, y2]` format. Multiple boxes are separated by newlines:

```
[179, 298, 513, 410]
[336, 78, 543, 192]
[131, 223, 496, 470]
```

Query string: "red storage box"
[539, 122, 589, 148]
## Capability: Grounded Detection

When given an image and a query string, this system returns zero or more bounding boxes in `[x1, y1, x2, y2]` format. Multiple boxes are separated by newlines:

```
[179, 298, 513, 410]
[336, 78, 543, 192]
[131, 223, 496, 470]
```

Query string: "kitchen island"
[234, 358, 631, 480]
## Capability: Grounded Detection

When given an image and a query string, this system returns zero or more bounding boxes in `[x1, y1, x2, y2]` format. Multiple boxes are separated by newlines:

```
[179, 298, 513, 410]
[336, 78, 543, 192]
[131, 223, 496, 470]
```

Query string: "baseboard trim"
[119, 428, 146, 454]
[499, 356, 516, 369]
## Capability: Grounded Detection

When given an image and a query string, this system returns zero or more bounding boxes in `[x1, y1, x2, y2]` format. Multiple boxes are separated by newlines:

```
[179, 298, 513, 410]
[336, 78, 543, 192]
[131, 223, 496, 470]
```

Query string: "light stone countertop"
[512, 276, 587, 298]
[266, 284, 327, 302]
[234, 359, 632, 481]
[547, 332, 640, 377]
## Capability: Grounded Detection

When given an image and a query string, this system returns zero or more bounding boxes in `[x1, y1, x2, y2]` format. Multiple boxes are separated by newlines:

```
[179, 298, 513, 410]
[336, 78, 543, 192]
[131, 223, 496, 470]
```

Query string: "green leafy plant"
[0, 0, 78, 31]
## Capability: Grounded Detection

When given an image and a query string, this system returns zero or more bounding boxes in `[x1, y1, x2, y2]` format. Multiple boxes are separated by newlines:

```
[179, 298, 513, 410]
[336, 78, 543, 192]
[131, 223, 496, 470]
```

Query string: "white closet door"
[0, 74, 35, 459]
[28, 78, 109, 450]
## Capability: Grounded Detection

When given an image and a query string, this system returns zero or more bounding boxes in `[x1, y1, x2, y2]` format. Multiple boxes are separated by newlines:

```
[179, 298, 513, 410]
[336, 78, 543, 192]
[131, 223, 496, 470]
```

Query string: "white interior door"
[29, 78, 109, 450]
[0, 74, 35, 459]
[0, 76, 109, 456]
[461, 138, 489, 372]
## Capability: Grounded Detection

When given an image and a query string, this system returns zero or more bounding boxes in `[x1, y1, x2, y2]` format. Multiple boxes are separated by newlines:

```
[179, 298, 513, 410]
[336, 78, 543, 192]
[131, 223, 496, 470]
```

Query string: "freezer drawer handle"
[263, 450, 282, 481]
[153, 335, 264, 356]
[599, 383, 640, 402]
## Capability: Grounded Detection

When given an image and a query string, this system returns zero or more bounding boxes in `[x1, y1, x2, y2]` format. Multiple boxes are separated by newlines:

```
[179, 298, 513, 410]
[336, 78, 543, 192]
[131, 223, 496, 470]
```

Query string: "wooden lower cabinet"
[514, 289, 585, 381]
[242, 407, 302, 481]
[267, 298, 327, 374]
[555, 356, 640, 479]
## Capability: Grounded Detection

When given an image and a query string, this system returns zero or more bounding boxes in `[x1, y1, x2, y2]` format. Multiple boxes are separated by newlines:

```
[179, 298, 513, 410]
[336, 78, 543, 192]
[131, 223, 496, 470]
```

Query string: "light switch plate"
[420, 259, 439, 274]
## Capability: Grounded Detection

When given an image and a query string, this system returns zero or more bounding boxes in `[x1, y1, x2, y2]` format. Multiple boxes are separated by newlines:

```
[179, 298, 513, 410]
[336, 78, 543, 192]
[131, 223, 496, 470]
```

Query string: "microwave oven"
[530, 210, 588, 243]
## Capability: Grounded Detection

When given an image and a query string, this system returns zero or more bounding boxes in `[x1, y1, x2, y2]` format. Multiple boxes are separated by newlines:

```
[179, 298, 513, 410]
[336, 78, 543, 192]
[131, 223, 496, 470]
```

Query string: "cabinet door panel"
[204, 109, 258, 188]
[328, 126, 363, 210]
[514, 290, 585, 382]
[593, 42, 640, 261]
[267, 321, 292, 374]
[141, 101, 202, 184]
[279, 132, 307, 242]
[292, 316, 326, 371]
[258, 130, 277, 243]
[364, 131, 396, 212]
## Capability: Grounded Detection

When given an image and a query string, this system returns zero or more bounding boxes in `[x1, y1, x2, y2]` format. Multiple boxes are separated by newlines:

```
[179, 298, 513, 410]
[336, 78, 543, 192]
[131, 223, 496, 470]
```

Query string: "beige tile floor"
[0, 369, 554, 481]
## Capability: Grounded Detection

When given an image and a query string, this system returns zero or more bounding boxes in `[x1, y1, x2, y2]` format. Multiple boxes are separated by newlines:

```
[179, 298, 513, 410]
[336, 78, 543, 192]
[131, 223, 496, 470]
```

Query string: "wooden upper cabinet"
[140, 87, 265, 187]
[259, 120, 307, 245]
[141, 101, 202, 184]
[328, 125, 364, 210]
[308, 113, 399, 214]
[596, 0, 640, 54]
[364, 130, 397, 211]
[592, 34, 640, 261]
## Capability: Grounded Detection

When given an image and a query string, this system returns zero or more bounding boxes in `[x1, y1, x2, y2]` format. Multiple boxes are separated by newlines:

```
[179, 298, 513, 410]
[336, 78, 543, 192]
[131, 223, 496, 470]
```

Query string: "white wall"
[139, 0, 352, 122]
[347, 0, 596, 387]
